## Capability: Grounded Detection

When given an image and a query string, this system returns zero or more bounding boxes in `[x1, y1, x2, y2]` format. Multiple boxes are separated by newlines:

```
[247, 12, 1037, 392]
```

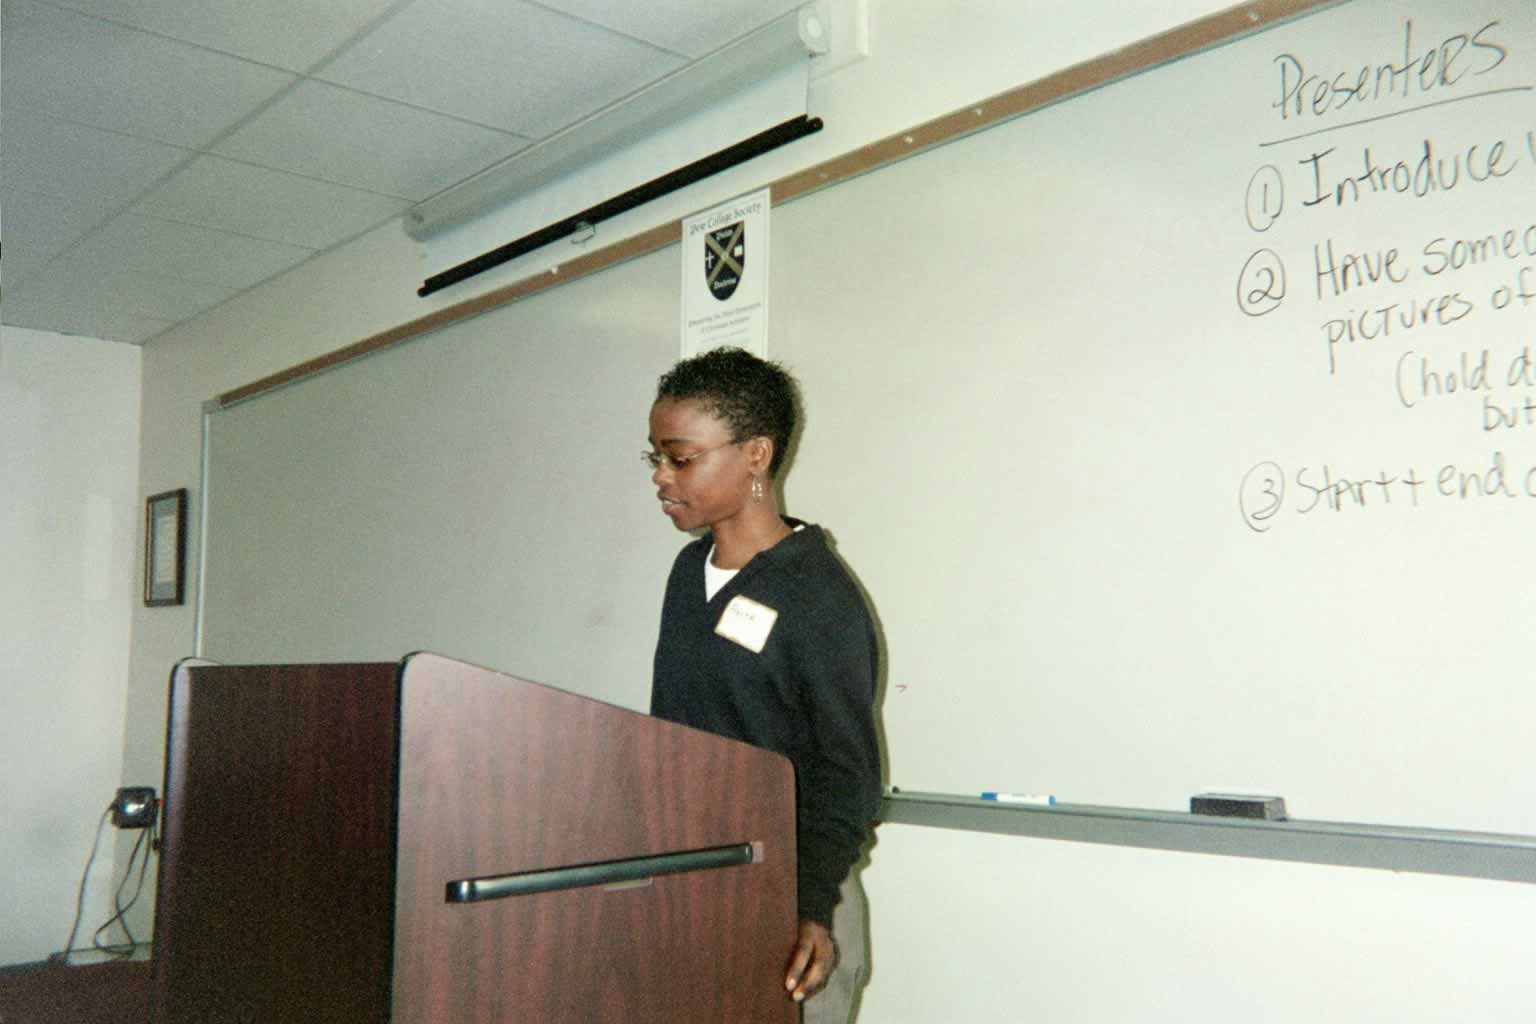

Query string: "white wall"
[1, 326, 142, 966]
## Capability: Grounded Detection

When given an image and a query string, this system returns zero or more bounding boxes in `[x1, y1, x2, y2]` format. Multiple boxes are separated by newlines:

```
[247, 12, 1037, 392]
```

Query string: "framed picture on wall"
[145, 488, 188, 607]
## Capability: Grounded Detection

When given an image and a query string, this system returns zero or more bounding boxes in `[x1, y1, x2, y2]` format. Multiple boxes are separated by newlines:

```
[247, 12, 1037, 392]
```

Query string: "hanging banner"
[680, 187, 770, 358]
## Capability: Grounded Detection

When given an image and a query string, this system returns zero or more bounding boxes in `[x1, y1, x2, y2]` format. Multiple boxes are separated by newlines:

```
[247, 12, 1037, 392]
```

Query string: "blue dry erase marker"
[981, 792, 1056, 806]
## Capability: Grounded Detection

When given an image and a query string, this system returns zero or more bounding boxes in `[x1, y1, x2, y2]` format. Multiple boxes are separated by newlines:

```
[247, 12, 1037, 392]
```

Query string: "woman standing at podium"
[646, 346, 882, 1022]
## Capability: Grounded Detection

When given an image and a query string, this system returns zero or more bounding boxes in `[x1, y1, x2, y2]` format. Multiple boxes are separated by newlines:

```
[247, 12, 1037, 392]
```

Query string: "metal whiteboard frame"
[881, 791, 1536, 885]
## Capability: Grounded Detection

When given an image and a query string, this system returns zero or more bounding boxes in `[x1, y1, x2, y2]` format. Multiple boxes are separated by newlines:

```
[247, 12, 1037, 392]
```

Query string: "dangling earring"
[751, 476, 765, 502]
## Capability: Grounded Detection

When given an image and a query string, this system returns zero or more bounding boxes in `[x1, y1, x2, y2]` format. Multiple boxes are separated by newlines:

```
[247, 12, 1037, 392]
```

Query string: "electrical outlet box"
[111, 787, 158, 829]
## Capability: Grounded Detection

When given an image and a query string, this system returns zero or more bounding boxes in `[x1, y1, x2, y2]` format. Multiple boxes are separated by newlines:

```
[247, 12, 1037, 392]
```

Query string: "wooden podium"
[152, 653, 798, 1023]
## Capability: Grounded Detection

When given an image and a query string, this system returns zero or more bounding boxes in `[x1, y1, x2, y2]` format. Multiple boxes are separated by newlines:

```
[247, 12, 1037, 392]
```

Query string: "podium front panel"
[391, 652, 798, 1024]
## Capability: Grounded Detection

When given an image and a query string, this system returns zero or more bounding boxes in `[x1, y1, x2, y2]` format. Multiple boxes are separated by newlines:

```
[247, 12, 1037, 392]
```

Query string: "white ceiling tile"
[317, 0, 685, 136]
[132, 156, 410, 249]
[0, 0, 296, 148]
[213, 81, 530, 201]
[1, 188, 117, 281]
[43, 0, 404, 72]
[67, 213, 314, 290]
[1, 300, 176, 345]
[0, 110, 190, 205]
[539, 0, 802, 58]
[1, 243, 53, 286]
[12, 256, 241, 323]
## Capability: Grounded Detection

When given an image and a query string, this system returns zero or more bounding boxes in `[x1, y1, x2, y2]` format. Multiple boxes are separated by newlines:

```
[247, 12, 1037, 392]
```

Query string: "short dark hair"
[655, 347, 798, 477]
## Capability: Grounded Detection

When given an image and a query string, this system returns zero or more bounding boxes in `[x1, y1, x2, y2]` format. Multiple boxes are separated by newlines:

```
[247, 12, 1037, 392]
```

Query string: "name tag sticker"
[715, 595, 779, 654]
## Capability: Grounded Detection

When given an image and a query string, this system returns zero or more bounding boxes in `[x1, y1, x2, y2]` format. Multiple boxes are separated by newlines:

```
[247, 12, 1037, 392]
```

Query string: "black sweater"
[650, 521, 882, 926]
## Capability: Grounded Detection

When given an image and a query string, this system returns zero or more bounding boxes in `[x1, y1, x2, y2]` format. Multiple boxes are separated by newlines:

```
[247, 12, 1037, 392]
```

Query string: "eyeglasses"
[641, 440, 737, 471]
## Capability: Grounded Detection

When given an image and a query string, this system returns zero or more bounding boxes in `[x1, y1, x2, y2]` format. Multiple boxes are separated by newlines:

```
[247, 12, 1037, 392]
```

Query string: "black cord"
[91, 828, 144, 954]
[58, 805, 113, 962]
[92, 817, 158, 958]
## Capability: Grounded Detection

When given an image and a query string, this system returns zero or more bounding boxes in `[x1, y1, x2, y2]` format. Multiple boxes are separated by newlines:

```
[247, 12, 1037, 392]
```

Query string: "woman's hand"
[784, 918, 835, 1003]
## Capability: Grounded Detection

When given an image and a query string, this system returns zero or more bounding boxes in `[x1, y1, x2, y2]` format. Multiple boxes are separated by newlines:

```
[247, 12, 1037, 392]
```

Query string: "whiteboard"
[202, 258, 683, 708]
[202, 0, 1536, 836]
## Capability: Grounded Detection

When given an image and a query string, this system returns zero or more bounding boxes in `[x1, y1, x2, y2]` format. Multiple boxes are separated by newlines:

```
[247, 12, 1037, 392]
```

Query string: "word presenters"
[1234, 0, 1536, 536]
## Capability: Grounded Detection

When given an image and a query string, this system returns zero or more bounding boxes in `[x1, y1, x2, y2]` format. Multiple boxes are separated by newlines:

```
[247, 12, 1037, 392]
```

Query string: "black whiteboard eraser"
[1190, 793, 1287, 820]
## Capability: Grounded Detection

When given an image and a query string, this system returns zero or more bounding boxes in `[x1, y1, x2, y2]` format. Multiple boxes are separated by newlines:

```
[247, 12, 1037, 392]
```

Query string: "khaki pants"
[802, 872, 868, 1024]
